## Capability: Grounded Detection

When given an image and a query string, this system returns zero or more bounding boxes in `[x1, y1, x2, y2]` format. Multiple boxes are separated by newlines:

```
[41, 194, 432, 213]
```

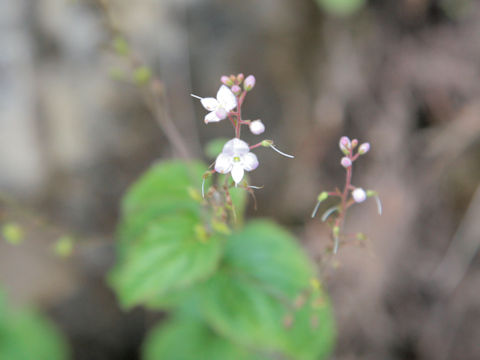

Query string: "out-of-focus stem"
[145, 81, 191, 159]
[95, 0, 192, 159]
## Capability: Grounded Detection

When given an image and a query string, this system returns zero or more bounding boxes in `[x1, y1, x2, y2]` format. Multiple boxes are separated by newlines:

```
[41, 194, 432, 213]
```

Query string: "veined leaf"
[199, 220, 335, 359]
[143, 315, 268, 360]
[109, 216, 223, 309]
[0, 288, 69, 360]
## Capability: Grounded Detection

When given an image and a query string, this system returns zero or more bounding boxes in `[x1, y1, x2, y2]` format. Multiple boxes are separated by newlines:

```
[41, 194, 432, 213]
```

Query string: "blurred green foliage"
[133, 66, 152, 85]
[0, 288, 69, 360]
[53, 236, 75, 258]
[109, 161, 335, 359]
[2, 223, 24, 245]
[112, 36, 129, 56]
[315, 0, 365, 16]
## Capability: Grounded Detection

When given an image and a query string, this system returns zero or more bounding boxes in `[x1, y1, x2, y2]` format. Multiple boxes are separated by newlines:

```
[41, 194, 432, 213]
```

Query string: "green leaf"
[110, 161, 221, 309]
[143, 316, 267, 360]
[122, 161, 206, 218]
[0, 288, 69, 360]
[199, 220, 335, 359]
[109, 215, 224, 310]
[315, 0, 365, 16]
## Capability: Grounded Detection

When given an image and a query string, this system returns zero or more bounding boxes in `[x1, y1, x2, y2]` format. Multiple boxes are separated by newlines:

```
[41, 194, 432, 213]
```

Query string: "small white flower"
[249, 120, 265, 135]
[352, 188, 367, 203]
[215, 138, 259, 185]
[191, 85, 237, 124]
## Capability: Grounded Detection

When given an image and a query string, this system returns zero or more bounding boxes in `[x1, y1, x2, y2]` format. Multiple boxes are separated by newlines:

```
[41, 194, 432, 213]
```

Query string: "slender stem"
[235, 91, 247, 138]
[95, 0, 192, 159]
[332, 149, 354, 253]
[328, 191, 341, 197]
[227, 113, 237, 131]
[249, 142, 263, 150]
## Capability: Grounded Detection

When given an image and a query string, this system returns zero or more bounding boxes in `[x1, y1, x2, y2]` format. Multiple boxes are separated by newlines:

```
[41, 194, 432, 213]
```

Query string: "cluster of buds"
[311, 136, 381, 254]
[192, 74, 294, 196]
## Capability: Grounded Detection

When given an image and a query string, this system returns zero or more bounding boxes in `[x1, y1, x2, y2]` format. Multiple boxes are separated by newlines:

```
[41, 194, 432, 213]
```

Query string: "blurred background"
[1, 0, 480, 359]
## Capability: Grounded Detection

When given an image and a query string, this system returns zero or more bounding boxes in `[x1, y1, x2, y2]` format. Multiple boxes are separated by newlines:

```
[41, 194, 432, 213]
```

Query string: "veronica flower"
[191, 85, 237, 124]
[215, 138, 259, 185]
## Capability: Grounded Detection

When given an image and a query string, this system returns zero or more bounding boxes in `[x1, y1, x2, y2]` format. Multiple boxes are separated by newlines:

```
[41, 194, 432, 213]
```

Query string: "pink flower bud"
[244, 75, 256, 91]
[231, 85, 241, 95]
[352, 188, 367, 203]
[351, 139, 358, 148]
[237, 73, 244, 84]
[341, 157, 352, 168]
[221, 75, 233, 86]
[229, 74, 236, 82]
[249, 120, 265, 135]
[358, 142, 370, 155]
[339, 136, 351, 155]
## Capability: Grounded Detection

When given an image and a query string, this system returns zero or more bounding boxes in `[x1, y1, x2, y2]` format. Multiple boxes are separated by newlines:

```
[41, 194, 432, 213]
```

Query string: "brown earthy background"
[1, 0, 479, 359]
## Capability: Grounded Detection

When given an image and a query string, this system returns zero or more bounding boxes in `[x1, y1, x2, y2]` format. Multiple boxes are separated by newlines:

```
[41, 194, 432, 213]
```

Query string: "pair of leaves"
[143, 221, 335, 360]
[110, 161, 335, 359]
[0, 289, 69, 360]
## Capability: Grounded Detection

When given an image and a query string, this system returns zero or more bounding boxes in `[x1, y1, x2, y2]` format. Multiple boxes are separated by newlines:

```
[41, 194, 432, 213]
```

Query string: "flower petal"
[217, 85, 237, 112]
[242, 152, 259, 171]
[215, 108, 228, 120]
[231, 164, 245, 184]
[214, 153, 233, 174]
[205, 111, 221, 123]
[200, 97, 219, 111]
[222, 138, 250, 156]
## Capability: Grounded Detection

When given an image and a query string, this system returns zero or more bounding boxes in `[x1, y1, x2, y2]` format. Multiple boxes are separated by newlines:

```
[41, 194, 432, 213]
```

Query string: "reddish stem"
[335, 149, 354, 231]
[250, 142, 263, 150]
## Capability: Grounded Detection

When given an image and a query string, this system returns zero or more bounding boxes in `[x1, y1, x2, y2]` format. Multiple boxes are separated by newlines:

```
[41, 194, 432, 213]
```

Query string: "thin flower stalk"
[312, 137, 380, 254]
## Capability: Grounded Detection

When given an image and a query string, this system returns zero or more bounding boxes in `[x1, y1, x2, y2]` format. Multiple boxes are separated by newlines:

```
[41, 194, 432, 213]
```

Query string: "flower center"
[233, 156, 241, 163]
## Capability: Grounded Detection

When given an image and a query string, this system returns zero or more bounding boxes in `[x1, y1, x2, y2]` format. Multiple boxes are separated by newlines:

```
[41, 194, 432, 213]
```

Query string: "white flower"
[191, 85, 237, 124]
[249, 120, 265, 135]
[352, 188, 367, 203]
[215, 138, 259, 185]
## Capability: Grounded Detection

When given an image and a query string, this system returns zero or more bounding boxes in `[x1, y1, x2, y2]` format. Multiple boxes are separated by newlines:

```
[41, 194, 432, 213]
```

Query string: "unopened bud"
[221, 75, 233, 86]
[351, 139, 358, 148]
[249, 120, 265, 135]
[341, 157, 352, 168]
[229, 74, 236, 82]
[244, 75, 256, 91]
[236, 73, 244, 84]
[366, 190, 376, 197]
[358, 142, 370, 155]
[352, 188, 367, 203]
[231, 85, 241, 95]
[333, 226, 340, 237]
[317, 191, 329, 202]
[339, 136, 351, 155]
